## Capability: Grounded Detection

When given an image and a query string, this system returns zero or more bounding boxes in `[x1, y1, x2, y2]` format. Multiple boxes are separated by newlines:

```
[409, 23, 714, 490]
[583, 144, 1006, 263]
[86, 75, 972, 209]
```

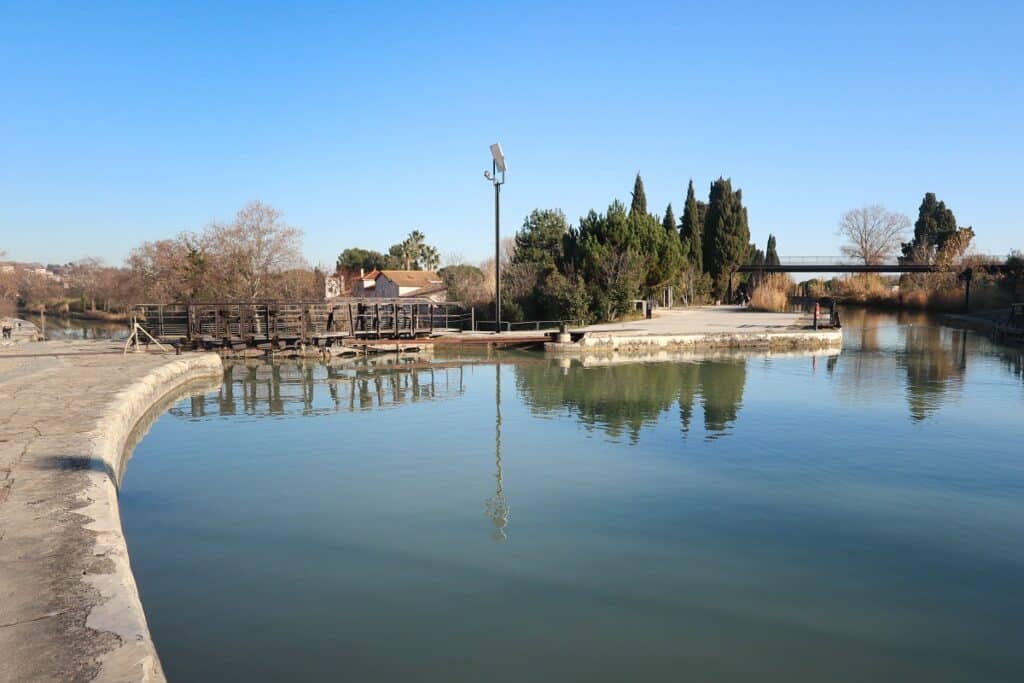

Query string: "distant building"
[374, 270, 447, 302]
[0, 262, 64, 283]
[352, 269, 380, 296]
[324, 275, 343, 299]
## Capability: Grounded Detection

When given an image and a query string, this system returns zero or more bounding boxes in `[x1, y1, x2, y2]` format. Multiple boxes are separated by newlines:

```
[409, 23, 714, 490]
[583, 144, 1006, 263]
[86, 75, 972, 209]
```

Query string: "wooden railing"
[131, 300, 455, 347]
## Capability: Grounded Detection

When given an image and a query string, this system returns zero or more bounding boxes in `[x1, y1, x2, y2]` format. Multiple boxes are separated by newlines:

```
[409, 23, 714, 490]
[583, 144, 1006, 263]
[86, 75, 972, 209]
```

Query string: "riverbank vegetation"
[822, 193, 1023, 312]
[1, 202, 325, 317]
[329, 173, 778, 324]
[3, 186, 1021, 324]
[430, 175, 782, 323]
[748, 275, 793, 312]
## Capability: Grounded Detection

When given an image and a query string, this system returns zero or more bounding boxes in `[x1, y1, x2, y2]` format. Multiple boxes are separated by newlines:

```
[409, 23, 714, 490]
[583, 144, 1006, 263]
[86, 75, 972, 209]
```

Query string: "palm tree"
[419, 245, 440, 271]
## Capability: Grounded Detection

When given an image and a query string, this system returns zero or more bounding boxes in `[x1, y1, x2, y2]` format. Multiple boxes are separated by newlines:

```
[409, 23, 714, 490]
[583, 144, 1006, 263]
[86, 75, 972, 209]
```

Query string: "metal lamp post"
[484, 143, 506, 333]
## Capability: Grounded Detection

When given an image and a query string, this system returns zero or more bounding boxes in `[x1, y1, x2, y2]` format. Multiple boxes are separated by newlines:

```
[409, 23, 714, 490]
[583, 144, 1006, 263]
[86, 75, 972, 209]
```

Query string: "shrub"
[749, 275, 792, 312]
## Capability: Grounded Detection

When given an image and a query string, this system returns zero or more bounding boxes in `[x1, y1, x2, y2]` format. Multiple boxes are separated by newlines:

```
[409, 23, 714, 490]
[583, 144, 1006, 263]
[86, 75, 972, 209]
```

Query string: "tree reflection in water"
[898, 315, 967, 422]
[514, 357, 748, 442]
[829, 308, 1024, 421]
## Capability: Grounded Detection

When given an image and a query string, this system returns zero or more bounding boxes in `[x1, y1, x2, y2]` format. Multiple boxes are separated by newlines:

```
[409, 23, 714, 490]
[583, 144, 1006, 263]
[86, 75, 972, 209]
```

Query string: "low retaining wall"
[0, 344, 223, 682]
[545, 328, 844, 354]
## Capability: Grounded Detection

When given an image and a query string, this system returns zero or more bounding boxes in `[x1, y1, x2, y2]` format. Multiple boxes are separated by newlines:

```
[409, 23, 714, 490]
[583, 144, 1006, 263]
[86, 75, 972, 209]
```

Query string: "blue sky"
[2, 1, 1022, 267]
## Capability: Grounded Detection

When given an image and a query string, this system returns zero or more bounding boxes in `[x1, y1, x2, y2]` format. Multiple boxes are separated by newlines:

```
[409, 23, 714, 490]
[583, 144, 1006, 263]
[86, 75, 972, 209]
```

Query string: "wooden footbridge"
[130, 300, 556, 352]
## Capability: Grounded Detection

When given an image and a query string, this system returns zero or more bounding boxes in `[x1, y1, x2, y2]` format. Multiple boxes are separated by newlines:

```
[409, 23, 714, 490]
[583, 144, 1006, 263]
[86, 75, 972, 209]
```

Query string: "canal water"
[22, 313, 128, 340]
[120, 309, 1024, 682]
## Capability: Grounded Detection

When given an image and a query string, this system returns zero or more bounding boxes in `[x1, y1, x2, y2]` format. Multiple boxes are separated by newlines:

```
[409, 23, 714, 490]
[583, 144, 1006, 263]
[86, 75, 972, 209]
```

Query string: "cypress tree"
[766, 234, 780, 265]
[902, 192, 958, 258]
[749, 247, 766, 287]
[629, 173, 648, 218]
[662, 203, 676, 234]
[680, 180, 703, 273]
[703, 177, 750, 300]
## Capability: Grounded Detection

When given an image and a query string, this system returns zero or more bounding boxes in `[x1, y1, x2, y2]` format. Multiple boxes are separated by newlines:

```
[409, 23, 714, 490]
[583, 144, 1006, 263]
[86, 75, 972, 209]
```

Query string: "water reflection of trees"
[834, 308, 971, 421]
[172, 359, 465, 419]
[515, 359, 748, 442]
[997, 347, 1023, 385]
[899, 322, 967, 421]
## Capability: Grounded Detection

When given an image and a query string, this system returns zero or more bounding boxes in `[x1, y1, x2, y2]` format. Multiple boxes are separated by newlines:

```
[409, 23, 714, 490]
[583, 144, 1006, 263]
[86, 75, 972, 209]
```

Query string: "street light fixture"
[485, 143, 506, 333]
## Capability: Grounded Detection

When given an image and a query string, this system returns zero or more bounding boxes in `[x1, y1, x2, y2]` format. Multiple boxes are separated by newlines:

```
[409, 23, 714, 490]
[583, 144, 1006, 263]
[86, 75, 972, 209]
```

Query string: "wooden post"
[348, 303, 354, 337]
[471, 307, 475, 332]
[375, 304, 380, 338]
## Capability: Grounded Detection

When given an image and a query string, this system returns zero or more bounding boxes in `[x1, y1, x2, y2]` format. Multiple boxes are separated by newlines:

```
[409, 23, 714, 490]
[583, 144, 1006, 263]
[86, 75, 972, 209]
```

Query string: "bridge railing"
[131, 299, 457, 345]
[770, 254, 1007, 266]
[774, 255, 860, 265]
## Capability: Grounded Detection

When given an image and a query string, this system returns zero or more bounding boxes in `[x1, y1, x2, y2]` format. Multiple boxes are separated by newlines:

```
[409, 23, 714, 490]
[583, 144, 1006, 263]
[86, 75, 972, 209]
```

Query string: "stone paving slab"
[0, 341, 222, 682]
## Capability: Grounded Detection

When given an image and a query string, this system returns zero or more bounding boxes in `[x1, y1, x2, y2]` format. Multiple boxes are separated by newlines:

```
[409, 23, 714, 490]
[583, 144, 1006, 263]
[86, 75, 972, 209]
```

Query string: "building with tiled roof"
[374, 270, 447, 301]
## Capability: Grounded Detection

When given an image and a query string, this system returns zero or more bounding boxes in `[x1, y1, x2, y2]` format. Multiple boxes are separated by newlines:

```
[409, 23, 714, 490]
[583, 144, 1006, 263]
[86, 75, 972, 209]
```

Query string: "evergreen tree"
[703, 177, 750, 300]
[902, 192, 958, 259]
[514, 209, 569, 269]
[766, 234, 780, 266]
[662, 203, 676, 234]
[336, 247, 388, 273]
[629, 173, 648, 218]
[748, 247, 766, 288]
[634, 208, 684, 292]
[680, 180, 703, 273]
[576, 201, 645, 320]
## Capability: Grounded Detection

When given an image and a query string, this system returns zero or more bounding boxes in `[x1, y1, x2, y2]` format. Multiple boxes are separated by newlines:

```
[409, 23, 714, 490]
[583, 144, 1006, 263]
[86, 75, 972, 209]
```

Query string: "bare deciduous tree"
[128, 237, 203, 303]
[17, 269, 63, 315]
[207, 201, 305, 301]
[128, 202, 309, 303]
[66, 257, 104, 310]
[838, 205, 911, 265]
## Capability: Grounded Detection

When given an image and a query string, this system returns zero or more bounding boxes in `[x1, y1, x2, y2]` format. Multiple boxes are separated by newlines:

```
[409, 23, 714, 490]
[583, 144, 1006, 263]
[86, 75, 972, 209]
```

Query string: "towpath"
[0, 341, 222, 682]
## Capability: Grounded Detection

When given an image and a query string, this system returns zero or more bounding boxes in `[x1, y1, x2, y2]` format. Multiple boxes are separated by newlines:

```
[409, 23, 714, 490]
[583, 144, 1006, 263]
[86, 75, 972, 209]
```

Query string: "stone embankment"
[546, 306, 843, 354]
[0, 341, 222, 682]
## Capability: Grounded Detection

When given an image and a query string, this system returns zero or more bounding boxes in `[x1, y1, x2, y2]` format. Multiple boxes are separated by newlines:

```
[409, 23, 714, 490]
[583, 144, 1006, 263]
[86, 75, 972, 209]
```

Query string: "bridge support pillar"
[960, 267, 973, 313]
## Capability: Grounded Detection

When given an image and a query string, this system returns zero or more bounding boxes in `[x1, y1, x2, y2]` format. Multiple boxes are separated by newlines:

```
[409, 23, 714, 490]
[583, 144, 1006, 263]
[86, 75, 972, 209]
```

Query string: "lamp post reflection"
[485, 360, 509, 542]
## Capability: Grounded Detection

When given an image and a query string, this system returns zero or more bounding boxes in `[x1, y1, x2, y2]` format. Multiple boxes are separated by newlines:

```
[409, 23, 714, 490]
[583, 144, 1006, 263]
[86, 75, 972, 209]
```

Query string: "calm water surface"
[121, 309, 1024, 682]
[23, 313, 128, 340]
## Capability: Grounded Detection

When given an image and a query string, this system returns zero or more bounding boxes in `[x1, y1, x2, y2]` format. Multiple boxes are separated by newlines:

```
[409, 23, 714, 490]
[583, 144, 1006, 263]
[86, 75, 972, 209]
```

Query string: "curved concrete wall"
[0, 344, 223, 682]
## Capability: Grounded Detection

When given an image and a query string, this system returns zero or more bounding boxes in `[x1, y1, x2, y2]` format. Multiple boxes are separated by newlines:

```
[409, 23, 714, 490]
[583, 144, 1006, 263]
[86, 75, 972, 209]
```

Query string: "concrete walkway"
[0, 341, 222, 682]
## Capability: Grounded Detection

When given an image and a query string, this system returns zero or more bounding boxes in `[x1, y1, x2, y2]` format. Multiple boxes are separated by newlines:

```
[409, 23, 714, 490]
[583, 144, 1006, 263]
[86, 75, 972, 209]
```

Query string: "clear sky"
[2, 1, 1021, 267]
